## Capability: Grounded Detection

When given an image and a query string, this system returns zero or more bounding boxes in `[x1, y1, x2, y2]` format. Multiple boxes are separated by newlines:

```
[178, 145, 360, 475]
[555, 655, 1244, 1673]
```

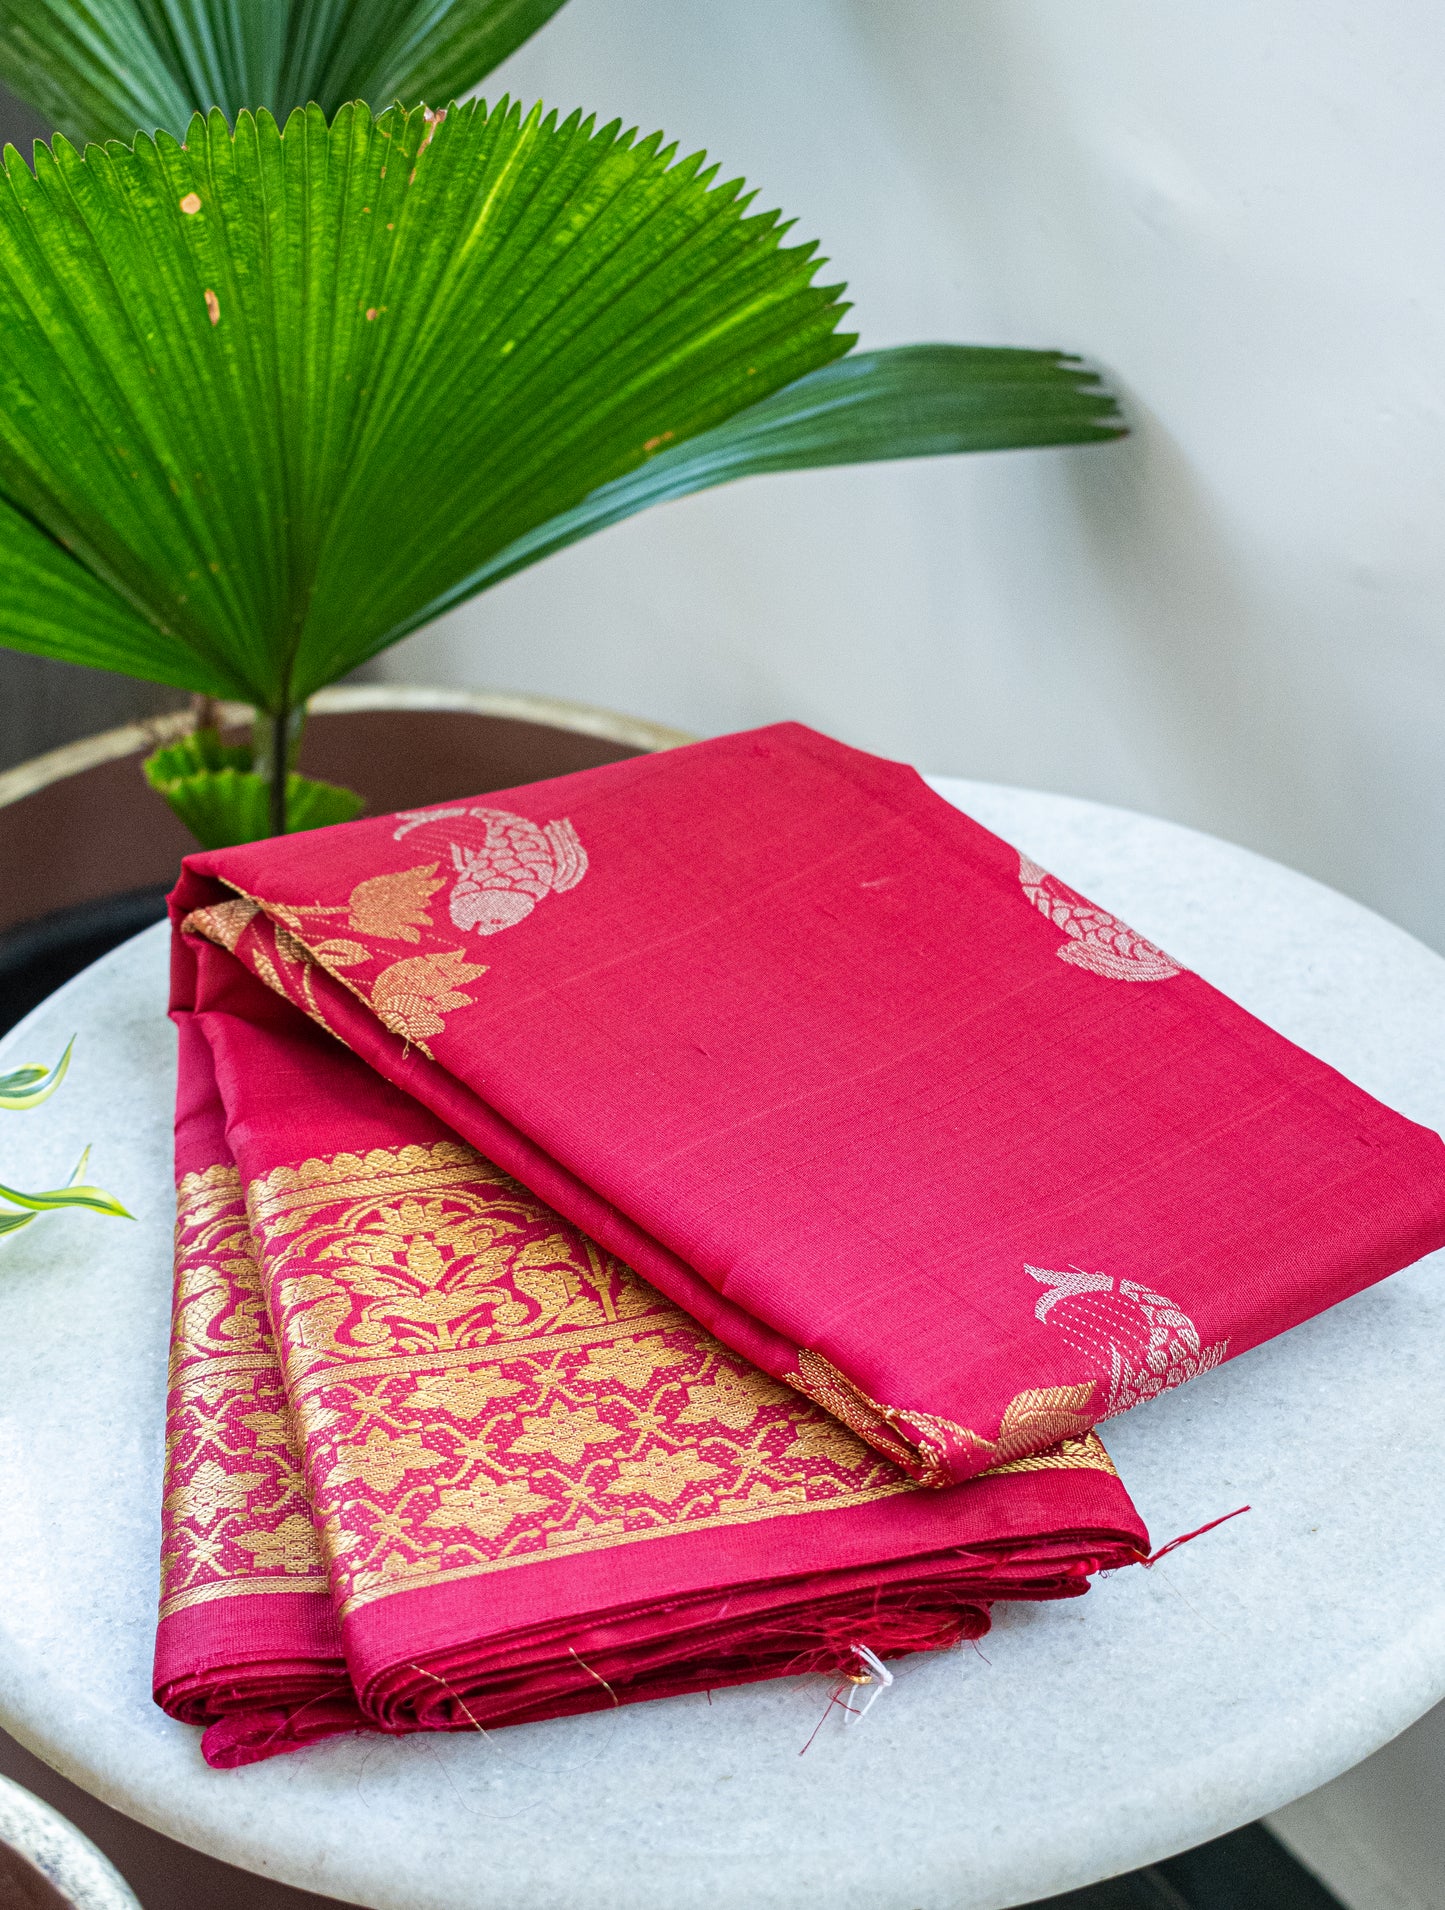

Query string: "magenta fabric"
[167, 721, 1445, 1488]
[156, 924, 1146, 1766]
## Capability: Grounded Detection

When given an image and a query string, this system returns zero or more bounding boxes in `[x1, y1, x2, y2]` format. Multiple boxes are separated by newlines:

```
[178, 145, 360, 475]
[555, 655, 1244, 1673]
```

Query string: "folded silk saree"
[157, 935, 1146, 1766]
[165, 721, 1445, 1496]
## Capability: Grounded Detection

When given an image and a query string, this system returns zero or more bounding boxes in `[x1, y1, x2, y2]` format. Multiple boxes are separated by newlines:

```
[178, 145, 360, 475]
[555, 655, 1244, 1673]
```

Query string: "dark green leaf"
[0, 0, 572, 147]
[404, 344, 1126, 623]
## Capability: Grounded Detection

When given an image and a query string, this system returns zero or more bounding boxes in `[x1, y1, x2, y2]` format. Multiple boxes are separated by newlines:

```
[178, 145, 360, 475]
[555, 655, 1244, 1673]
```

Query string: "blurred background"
[9, 2, 1445, 961]
[2, 7, 1443, 1901]
[386, 0, 1445, 961]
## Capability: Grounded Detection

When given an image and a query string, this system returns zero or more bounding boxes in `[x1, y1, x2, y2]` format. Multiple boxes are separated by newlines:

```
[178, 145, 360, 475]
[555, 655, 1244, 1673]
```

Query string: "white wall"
[383, 6, 1445, 1891]
[379, 0, 1445, 956]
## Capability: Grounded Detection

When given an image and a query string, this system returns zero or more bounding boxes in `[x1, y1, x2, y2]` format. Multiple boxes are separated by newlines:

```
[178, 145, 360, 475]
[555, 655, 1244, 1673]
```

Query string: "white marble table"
[1, 779, 1443, 1910]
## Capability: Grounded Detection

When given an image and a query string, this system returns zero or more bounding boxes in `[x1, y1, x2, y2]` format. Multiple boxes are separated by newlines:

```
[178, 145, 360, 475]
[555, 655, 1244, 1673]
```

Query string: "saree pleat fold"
[157, 935, 1147, 1766]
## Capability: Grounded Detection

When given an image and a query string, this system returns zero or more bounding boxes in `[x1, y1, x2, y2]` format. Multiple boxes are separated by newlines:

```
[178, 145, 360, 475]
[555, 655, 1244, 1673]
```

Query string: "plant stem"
[253, 702, 306, 838]
[268, 705, 289, 836]
[252, 704, 293, 836]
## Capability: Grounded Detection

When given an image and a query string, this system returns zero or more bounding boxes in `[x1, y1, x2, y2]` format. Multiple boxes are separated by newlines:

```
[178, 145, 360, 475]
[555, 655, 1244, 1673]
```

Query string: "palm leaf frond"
[429, 344, 1124, 617]
[0, 99, 856, 709]
[0, 0, 571, 146]
[0, 100, 1122, 734]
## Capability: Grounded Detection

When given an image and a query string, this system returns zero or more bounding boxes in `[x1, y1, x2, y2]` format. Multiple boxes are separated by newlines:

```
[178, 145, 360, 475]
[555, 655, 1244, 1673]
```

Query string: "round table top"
[2, 777, 1444, 1910]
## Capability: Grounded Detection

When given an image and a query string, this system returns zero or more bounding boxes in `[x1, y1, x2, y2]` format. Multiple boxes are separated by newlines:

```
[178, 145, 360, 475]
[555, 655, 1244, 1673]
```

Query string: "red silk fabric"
[168, 722, 1445, 1491]
[157, 929, 1146, 1766]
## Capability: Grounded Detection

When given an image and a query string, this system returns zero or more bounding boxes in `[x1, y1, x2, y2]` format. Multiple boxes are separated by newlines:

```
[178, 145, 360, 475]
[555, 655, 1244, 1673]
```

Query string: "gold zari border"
[162, 1131, 1121, 1629]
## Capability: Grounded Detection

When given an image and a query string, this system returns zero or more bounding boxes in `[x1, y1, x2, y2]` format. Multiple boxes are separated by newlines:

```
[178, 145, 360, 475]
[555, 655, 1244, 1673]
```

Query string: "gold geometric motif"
[511, 1403, 623, 1462]
[234, 1512, 325, 1574]
[606, 1447, 723, 1504]
[677, 1371, 794, 1431]
[323, 1426, 451, 1493]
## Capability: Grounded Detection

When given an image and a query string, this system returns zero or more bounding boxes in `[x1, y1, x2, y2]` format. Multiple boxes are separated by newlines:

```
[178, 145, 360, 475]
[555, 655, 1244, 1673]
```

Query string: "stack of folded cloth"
[156, 724, 1445, 1766]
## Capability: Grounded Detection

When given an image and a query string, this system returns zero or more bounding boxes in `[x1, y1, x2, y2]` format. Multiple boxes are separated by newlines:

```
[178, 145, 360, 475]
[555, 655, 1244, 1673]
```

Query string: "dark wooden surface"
[0, 1728, 351, 1909]
[0, 709, 644, 934]
[0, 1822, 75, 1909]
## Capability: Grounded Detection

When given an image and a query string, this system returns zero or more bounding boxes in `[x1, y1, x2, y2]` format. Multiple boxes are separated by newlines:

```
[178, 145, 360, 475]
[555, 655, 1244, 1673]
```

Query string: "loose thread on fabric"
[843, 1644, 893, 1726]
[1141, 1504, 1251, 1567]
[752, 1588, 975, 1688]
[568, 1646, 622, 1710]
[406, 1661, 496, 1743]
[253, 1681, 353, 1759]
[798, 1682, 856, 1756]
[403, 1657, 619, 1782]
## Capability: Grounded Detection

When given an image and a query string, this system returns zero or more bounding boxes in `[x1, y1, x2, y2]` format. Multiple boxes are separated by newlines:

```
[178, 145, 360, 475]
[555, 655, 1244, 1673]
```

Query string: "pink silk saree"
[164, 722, 1445, 1494]
[157, 931, 1147, 1767]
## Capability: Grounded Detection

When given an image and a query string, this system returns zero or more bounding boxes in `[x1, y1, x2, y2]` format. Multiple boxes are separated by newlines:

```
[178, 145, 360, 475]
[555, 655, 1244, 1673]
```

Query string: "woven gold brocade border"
[785, 1347, 1105, 1487]
[245, 1142, 923, 1617]
[164, 1143, 1121, 1627]
[246, 1142, 485, 1231]
[159, 1165, 329, 1620]
[988, 1433, 1116, 1478]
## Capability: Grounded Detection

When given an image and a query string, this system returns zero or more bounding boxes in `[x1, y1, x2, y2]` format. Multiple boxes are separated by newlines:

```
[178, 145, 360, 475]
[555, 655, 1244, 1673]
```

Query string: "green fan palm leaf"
[0, 98, 1123, 838]
[0, 0, 572, 147]
[0, 101, 854, 710]
[432, 343, 1122, 617]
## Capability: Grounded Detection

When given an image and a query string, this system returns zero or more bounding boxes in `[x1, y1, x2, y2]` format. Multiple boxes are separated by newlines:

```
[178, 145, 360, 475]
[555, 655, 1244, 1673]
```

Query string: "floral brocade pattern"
[784, 1347, 1108, 1486]
[163, 1147, 1124, 1627]
[160, 1165, 327, 1620]
[245, 1145, 920, 1616]
[183, 894, 488, 1057]
[182, 810, 585, 1060]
